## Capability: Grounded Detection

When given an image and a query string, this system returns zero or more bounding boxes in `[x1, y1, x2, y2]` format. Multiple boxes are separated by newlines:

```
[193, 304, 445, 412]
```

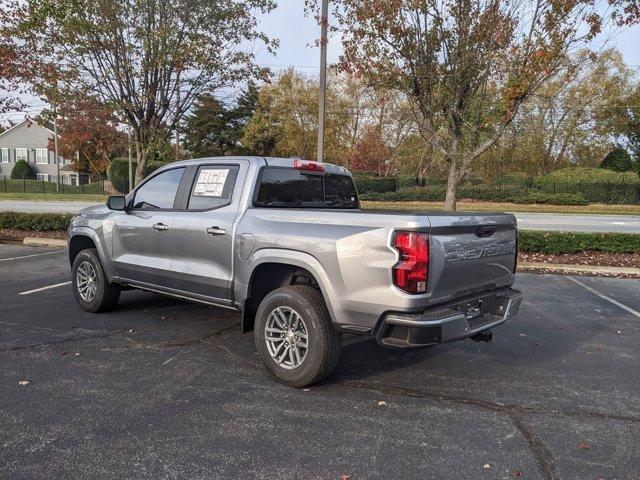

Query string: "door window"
[187, 165, 239, 210]
[132, 168, 185, 210]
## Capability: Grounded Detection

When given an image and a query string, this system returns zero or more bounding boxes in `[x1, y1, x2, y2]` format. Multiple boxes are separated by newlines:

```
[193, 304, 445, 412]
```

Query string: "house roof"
[0, 118, 56, 139]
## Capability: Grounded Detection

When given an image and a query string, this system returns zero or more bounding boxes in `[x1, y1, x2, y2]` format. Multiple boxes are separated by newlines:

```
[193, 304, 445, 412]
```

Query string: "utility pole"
[175, 83, 181, 161]
[128, 127, 133, 192]
[316, 0, 329, 163]
[53, 105, 60, 192]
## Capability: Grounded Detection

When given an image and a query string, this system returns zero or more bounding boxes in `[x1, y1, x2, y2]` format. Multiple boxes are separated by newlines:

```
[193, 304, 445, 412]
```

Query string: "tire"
[71, 248, 120, 313]
[254, 285, 342, 387]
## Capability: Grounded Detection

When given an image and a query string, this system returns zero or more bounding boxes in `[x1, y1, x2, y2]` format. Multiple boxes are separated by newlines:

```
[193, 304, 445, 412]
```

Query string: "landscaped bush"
[533, 167, 640, 204]
[600, 147, 633, 172]
[354, 176, 397, 193]
[509, 192, 588, 205]
[519, 231, 640, 254]
[10, 160, 37, 180]
[0, 212, 73, 231]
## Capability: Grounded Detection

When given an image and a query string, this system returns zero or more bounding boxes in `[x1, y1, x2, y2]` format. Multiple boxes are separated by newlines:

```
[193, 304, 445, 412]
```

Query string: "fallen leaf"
[75, 352, 80, 356]
[128, 329, 133, 333]
[339, 475, 351, 480]
[512, 470, 522, 478]
[483, 463, 491, 469]
[534, 342, 542, 347]
[18, 380, 29, 386]
[303, 388, 311, 392]
[60, 352, 67, 356]
[377, 400, 387, 406]
[615, 330, 622, 334]
[578, 442, 590, 449]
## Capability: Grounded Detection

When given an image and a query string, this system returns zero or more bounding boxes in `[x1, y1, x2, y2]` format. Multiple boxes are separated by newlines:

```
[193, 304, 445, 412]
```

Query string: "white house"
[0, 119, 79, 185]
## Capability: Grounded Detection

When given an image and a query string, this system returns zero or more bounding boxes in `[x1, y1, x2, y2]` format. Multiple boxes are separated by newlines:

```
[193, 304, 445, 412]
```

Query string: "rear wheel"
[254, 285, 341, 387]
[72, 248, 120, 313]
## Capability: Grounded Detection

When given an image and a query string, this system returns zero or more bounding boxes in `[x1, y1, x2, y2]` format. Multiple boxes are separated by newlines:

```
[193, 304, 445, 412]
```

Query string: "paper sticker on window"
[193, 168, 229, 197]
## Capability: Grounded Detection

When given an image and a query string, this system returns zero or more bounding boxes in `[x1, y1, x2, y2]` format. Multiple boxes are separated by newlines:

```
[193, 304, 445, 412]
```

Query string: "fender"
[68, 227, 117, 279]
[236, 248, 339, 324]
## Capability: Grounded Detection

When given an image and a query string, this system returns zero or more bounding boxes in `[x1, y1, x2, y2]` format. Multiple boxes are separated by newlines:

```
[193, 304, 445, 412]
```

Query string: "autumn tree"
[308, 0, 606, 210]
[53, 97, 127, 176]
[16, 0, 276, 184]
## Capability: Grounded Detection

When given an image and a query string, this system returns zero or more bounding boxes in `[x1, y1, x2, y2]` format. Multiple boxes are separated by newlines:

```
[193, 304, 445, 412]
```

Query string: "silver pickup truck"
[69, 157, 522, 386]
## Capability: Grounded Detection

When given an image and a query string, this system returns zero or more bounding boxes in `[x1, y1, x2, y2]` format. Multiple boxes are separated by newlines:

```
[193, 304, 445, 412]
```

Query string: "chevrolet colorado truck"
[68, 157, 522, 386]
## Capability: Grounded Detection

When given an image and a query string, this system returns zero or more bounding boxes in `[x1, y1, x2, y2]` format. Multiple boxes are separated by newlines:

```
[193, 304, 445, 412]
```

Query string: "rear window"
[254, 168, 358, 209]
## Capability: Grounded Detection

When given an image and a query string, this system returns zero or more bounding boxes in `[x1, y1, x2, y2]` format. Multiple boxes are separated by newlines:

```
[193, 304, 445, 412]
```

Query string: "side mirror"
[107, 195, 127, 211]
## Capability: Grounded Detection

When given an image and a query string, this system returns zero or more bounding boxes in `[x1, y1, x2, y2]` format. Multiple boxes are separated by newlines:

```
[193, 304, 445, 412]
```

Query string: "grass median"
[0, 192, 107, 202]
[362, 200, 640, 215]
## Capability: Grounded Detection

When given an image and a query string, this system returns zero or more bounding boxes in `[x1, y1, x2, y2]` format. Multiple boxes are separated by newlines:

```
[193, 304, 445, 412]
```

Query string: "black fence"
[1, 174, 109, 195]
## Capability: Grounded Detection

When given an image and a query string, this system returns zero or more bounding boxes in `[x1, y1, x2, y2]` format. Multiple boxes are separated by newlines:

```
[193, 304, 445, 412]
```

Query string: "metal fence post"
[3, 175, 6, 193]
[23, 176, 26, 193]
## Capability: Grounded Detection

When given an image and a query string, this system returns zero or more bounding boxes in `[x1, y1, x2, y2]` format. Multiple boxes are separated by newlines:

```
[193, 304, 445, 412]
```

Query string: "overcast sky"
[2, 0, 639, 125]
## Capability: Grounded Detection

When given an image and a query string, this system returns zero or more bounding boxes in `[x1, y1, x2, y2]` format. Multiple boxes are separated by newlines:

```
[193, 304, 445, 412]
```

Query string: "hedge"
[355, 176, 397, 193]
[533, 167, 640, 204]
[360, 186, 588, 205]
[0, 212, 74, 231]
[107, 158, 169, 193]
[519, 231, 640, 254]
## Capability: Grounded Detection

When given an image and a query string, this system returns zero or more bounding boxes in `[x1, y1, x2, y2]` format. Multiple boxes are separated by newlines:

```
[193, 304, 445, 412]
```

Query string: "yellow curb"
[23, 237, 67, 248]
[519, 262, 640, 276]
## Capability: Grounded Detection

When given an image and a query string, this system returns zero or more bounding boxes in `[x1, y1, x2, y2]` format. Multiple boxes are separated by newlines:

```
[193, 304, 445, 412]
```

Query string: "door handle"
[153, 223, 169, 231]
[206, 226, 226, 236]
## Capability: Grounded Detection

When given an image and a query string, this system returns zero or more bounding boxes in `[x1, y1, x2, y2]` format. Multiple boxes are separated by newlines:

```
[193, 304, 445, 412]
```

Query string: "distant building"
[0, 119, 79, 185]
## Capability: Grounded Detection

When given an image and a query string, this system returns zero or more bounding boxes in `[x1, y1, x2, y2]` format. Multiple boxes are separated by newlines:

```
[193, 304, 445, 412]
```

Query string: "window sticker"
[193, 168, 229, 197]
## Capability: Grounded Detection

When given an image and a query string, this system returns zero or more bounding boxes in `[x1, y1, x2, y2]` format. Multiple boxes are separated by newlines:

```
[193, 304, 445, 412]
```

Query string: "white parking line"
[0, 250, 65, 262]
[19, 281, 71, 295]
[566, 276, 640, 318]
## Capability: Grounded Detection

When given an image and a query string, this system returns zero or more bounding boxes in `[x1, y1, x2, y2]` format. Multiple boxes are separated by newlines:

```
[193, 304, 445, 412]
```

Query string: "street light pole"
[53, 105, 60, 192]
[128, 127, 133, 192]
[316, 0, 329, 163]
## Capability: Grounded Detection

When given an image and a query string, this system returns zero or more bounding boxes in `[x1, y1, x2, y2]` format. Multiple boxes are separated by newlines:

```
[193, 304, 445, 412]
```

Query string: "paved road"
[1, 200, 639, 232]
[1, 243, 639, 479]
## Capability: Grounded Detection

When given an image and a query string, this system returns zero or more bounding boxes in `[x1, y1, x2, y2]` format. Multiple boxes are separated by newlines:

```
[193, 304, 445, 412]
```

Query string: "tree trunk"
[134, 142, 147, 185]
[444, 161, 459, 212]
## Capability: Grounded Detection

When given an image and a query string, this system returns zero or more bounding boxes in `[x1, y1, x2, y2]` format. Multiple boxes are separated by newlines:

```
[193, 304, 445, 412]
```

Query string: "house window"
[37, 173, 50, 181]
[1, 148, 8, 163]
[15, 148, 27, 162]
[36, 149, 48, 164]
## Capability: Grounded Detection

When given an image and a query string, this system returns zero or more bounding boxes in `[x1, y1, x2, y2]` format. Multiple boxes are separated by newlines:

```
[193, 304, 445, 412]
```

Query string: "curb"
[22, 237, 67, 248]
[519, 262, 640, 276]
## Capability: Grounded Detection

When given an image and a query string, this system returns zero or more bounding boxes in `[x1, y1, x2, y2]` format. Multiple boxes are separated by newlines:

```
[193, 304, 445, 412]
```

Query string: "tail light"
[392, 231, 429, 294]
[293, 159, 325, 172]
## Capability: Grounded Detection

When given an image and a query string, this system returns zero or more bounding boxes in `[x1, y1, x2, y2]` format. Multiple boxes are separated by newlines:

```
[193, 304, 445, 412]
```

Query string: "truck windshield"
[254, 167, 359, 209]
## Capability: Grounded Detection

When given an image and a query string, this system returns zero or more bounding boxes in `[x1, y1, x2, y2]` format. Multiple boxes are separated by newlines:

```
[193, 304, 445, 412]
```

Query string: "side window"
[188, 165, 239, 210]
[132, 168, 185, 210]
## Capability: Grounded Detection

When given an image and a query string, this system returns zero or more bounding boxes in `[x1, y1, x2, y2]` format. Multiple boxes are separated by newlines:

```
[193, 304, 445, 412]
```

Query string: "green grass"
[0, 192, 107, 202]
[362, 200, 640, 215]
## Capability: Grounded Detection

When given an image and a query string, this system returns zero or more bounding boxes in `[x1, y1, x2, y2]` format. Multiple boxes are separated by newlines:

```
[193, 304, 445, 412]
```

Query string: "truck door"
[169, 162, 247, 302]
[111, 167, 186, 288]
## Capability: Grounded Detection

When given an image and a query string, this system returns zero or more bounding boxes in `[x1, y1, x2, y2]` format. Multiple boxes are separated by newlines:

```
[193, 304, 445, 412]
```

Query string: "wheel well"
[68, 235, 97, 266]
[242, 263, 319, 333]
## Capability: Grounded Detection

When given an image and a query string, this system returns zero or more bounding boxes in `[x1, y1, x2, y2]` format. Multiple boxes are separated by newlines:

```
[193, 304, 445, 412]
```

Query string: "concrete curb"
[23, 237, 67, 248]
[519, 262, 640, 276]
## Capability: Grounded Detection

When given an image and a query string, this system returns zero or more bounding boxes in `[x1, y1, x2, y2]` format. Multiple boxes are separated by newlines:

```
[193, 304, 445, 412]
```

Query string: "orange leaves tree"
[16, 0, 277, 184]
[308, 0, 605, 210]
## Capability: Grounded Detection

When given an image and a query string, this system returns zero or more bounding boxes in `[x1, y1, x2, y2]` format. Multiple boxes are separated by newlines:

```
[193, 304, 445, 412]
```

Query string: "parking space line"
[566, 276, 640, 318]
[0, 250, 65, 262]
[19, 281, 71, 295]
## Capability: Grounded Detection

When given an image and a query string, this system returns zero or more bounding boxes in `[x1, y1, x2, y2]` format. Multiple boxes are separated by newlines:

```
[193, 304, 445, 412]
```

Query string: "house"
[0, 119, 79, 185]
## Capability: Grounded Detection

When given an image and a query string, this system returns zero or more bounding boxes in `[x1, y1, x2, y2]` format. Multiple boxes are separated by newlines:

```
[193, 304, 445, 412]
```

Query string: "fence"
[1, 174, 108, 195]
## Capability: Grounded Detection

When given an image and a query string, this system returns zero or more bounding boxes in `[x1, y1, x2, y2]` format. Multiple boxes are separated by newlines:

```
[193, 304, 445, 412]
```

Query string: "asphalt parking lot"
[1, 244, 639, 480]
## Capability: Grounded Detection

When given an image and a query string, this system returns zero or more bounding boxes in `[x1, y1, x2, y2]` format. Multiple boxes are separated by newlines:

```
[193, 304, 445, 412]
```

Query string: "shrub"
[519, 231, 640, 254]
[11, 160, 37, 180]
[0, 212, 73, 231]
[533, 167, 639, 204]
[355, 176, 397, 193]
[493, 172, 532, 186]
[510, 192, 588, 206]
[600, 148, 633, 172]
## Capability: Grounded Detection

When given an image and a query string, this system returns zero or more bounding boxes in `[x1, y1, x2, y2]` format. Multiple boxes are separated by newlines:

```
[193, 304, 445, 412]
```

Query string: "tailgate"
[427, 213, 517, 304]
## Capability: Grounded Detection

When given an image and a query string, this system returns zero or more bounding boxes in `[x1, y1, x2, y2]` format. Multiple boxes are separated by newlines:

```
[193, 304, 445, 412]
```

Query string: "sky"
[2, 0, 640, 125]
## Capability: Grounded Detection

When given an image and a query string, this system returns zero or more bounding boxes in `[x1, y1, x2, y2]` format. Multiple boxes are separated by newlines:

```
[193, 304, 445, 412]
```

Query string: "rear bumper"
[376, 289, 523, 348]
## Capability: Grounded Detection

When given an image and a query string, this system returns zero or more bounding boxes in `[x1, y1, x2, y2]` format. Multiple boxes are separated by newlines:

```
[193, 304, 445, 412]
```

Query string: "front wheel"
[71, 248, 121, 313]
[254, 285, 341, 387]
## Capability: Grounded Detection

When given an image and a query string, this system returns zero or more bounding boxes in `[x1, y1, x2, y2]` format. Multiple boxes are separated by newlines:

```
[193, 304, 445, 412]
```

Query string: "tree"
[17, 0, 277, 184]
[308, 0, 605, 210]
[600, 147, 633, 172]
[47, 96, 127, 176]
[182, 82, 259, 157]
[477, 49, 635, 177]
